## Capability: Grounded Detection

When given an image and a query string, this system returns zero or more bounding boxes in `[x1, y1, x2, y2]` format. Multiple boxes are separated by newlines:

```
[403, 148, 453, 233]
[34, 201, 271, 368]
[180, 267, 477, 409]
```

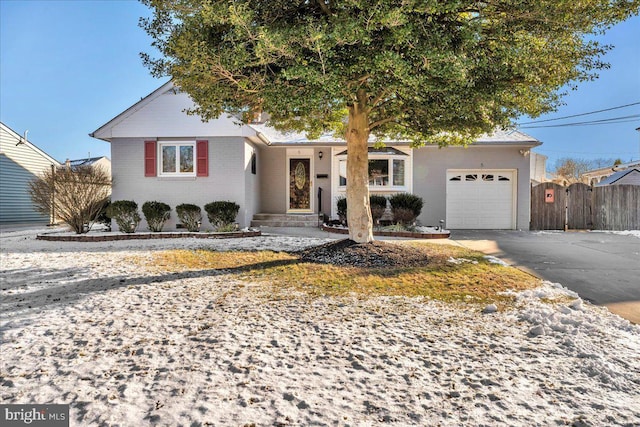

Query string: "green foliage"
[336, 196, 347, 226]
[141, 0, 639, 239]
[142, 201, 171, 232]
[108, 200, 141, 233]
[369, 194, 388, 224]
[389, 193, 423, 225]
[176, 204, 202, 232]
[336, 195, 387, 225]
[94, 199, 111, 231]
[204, 201, 240, 231]
[141, 0, 638, 144]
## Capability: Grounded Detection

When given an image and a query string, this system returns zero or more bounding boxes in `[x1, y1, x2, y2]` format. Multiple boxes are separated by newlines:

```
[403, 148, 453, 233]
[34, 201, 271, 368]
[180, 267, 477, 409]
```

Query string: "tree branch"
[316, 0, 331, 16]
[369, 116, 399, 131]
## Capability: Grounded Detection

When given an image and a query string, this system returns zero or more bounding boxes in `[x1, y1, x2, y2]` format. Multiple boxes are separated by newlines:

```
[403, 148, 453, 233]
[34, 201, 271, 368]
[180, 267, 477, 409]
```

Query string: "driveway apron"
[449, 230, 640, 324]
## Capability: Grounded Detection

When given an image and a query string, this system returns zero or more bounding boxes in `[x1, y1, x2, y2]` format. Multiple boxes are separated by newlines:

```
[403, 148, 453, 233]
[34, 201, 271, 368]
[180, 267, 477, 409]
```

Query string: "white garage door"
[446, 170, 516, 229]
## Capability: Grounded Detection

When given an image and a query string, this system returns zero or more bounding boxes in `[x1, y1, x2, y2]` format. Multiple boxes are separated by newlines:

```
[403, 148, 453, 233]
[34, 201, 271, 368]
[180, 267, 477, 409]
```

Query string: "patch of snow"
[482, 304, 498, 314]
[447, 257, 478, 265]
[591, 230, 640, 239]
[1, 232, 639, 426]
[483, 255, 510, 266]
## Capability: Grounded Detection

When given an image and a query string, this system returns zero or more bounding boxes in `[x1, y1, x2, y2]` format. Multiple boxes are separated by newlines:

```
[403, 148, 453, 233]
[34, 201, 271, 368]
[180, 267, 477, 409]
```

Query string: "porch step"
[251, 213, 321, 228]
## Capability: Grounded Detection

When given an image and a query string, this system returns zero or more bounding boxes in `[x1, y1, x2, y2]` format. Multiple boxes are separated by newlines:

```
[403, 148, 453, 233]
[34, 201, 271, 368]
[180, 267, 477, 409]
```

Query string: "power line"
[517, 101, 640, 125]
[537, 148, 638, 155]
[520, 114, 640, 128]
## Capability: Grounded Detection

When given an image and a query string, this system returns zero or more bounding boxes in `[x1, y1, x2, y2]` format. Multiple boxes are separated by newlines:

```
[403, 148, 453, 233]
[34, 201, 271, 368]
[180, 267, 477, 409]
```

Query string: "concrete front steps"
[251, 213, 322, 228]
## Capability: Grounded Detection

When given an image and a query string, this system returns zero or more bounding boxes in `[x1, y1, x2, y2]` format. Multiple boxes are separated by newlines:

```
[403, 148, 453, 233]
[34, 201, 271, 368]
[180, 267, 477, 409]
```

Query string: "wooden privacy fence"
[531, 182, 640, 231]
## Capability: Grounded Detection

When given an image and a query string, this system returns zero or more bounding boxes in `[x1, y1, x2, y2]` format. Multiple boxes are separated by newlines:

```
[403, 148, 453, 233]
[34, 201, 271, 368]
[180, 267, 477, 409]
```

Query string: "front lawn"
[134, 241, 539, 306]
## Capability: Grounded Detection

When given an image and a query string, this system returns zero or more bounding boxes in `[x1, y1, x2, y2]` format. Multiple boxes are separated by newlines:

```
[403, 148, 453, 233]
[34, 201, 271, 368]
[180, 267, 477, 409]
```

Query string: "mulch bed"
[298, 239, 431, 268]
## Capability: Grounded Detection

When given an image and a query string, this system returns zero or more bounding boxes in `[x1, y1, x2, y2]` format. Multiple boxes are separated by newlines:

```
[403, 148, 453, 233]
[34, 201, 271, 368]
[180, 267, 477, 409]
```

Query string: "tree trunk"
[346, 90, 374, 243]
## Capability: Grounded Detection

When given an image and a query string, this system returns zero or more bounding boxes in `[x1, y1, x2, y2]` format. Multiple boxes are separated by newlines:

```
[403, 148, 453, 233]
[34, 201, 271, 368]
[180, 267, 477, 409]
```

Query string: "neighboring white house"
[529, 152, 548, 185]
[67, 156, 112, 181]
[91, 81, 543, 231]
[0, 122, 61, 225]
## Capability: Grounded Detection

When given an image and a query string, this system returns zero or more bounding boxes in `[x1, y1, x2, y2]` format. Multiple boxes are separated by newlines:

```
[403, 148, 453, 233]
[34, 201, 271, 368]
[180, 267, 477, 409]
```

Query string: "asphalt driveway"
[449, 230, 640, 323]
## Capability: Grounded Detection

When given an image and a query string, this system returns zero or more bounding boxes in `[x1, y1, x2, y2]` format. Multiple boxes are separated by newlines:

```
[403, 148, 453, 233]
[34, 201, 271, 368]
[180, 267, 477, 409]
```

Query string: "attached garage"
[446, 170, 516, 229]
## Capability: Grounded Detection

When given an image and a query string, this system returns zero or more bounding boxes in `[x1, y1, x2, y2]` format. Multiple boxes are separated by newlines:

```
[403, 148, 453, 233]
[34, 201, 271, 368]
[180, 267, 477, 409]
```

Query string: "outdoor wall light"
[318, 151, 324, 159]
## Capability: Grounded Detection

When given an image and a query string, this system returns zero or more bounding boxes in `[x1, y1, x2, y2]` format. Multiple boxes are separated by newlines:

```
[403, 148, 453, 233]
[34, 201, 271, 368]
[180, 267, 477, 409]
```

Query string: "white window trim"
[158, 141, 196, 177]
[331, 146, 413, 218]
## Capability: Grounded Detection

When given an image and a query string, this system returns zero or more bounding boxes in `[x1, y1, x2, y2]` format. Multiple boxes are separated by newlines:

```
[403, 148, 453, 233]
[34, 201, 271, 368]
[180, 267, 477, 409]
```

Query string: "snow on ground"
[591, 230, 640, 239]
[1, 229, 639, 426]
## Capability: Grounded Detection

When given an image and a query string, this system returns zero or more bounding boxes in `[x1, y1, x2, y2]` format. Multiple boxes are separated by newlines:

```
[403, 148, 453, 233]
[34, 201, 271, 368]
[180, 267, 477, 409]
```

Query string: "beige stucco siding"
[412, 145, 532, 229]
[258, 147, 287, 213]
[110, 136, 249, 230]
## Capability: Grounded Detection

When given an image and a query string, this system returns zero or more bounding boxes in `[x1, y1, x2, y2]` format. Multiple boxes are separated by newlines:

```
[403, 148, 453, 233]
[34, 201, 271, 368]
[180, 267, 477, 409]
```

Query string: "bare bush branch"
[28, 165, 111, 233]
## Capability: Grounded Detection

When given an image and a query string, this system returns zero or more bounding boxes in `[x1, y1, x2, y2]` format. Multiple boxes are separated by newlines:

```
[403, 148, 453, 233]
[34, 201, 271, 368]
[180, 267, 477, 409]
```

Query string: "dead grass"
[133, 242, 540, 307]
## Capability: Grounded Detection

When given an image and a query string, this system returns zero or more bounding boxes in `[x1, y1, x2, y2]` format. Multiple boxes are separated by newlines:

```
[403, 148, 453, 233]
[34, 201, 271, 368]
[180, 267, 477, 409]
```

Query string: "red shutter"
[144, 140, 157, 177]
[196, 140, 208, 177]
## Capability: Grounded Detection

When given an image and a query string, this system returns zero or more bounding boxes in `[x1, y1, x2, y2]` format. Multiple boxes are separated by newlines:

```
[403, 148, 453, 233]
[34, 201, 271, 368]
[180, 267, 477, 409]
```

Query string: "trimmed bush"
[369, 194, 388, 224]
[389, 193, 423, 225]
[204, 201, 240, 231]
[336, 195, 387, 226]
[107, 200, 141, 233]
[336, 196, 347, 226]
[142, 201, 171, 232]
[176, 204, 202, 232]
[94, 199, 111, 231]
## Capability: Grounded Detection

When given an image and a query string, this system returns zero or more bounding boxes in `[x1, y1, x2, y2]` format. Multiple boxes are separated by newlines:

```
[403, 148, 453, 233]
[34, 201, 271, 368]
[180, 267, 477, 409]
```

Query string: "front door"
[288, 157, 312, 211]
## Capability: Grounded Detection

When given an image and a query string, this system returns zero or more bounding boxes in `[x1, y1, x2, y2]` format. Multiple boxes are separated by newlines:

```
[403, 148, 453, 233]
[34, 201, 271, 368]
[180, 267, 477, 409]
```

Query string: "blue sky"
[1, 1, 639, 170]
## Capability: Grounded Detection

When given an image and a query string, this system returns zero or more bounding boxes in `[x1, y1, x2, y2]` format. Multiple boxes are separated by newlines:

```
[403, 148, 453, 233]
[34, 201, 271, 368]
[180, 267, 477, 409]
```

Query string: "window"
[368, 159, 389, 186]
[336, 147, 410, 190]
[339, 160, 347, 186]
[393, 159, 405, 186]
[159, 142, 195, 176]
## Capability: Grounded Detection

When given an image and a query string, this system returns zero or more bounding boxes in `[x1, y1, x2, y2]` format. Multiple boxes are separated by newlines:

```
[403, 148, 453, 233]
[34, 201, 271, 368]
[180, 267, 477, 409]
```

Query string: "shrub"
[94, 199, 111, 231]
[142, 201, 171, 232]
[336, 196, 347, 226]
[28, 165, 111, 234]
[176, 203, 202, 232]
[107, 200, 141, 233]
[204, 201, 240, 231]
[369, 195, 388, 224]
[336, 195, 387, 226]
[389, 193, 423, 225]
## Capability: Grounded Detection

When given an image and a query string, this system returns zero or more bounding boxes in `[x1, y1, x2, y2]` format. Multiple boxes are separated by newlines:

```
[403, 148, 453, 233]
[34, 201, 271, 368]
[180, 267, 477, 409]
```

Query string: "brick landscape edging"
[36, 230, 262, 242]
[321, 225, 450, 239]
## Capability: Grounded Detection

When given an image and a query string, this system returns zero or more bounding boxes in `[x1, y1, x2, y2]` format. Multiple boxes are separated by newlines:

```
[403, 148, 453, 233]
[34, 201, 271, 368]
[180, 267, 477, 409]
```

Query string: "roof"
[595, 168, 640, 186]
[68, 156, 109, 167]
[583, 160, 640, 178]
[336, 147, 409, 156]
[0, 122, 60, 165]
[248, 123, 540, 146]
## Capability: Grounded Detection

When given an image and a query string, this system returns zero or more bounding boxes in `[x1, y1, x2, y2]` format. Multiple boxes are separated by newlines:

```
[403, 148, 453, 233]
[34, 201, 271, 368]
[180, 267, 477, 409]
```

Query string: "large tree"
[141, 0, 638, 243]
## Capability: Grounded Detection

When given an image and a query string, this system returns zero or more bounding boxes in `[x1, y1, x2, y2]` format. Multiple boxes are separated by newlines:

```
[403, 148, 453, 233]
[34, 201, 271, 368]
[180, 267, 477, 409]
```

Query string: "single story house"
[582, 160, 640, 186]
[595, 168, 640, 186]
[67, 155, 112, 178]
[91, 81, 542, 231]
[0, 122, 61, 225]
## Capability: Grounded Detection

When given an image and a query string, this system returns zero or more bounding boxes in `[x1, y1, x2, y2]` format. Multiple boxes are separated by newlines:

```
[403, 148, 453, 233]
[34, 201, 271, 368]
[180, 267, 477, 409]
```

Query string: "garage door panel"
[446, 170, 515, 229]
